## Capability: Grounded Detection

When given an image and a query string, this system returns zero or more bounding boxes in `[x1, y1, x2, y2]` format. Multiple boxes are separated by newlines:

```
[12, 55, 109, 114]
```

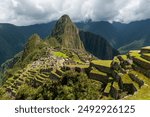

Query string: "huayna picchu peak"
[0, 15, 150, 100]
[51, 15, 84, 50]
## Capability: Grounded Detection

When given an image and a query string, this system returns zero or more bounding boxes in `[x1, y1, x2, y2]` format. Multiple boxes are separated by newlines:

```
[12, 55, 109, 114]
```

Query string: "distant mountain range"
[1, 15, 150, 100]
[0, 18, 150, 64]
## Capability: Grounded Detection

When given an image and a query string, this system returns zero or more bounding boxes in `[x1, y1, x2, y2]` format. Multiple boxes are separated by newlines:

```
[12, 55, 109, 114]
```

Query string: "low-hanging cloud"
[0, 0, 149, 25]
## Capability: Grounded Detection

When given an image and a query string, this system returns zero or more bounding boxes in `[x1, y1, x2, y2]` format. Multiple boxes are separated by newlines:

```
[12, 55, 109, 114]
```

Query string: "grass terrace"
[104, 83, 112, 93]
[91, 60, 112, 68]
[53, 51, 68, 58]
[90, 69, 107, 77]
[129, 50, 140, 57]
[124, 70, 150, 99]
[65, 64, 89, 69]
[120, 55, 127, 60]
[121, 74, 139, 90]
[135, 55, 150, 63]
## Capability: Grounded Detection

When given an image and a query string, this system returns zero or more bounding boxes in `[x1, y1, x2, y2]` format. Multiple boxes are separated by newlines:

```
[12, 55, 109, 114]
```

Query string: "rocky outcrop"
[51, 15, 84, 50]
[79, 31, 119, 59]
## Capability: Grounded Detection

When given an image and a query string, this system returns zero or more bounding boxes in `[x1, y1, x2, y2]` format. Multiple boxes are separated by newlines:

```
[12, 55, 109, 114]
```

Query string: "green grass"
[142, 46, 150, 50]
[121, 55, 127, 60]
[124, 70, 150, 99]
[121, 74, 139, 90]
[90, 69, 107, 76]
[72, 53, 84, 64]
[134, 55, 150, 64]
[53, 51, 68, 58]
[104, 83, 111, 93]
[121, 74, 132, 83]
[112, 82, 119, 90]
[143, 53, 150, 57]
[129, 50, 140, 57]
[65, 64, 89, 68]
[113, 56, 120, 63]
[91, 60, 112, 67]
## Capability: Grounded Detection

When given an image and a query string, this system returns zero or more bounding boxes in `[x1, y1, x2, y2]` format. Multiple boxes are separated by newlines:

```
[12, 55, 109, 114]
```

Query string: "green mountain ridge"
[0, 15, 150, 100]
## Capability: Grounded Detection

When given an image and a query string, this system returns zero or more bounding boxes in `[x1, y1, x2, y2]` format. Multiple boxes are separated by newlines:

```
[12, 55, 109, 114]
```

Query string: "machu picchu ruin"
[0, 15, 150, 100]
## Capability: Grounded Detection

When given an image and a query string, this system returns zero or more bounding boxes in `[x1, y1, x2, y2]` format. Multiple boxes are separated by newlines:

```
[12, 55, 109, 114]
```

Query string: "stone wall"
[141, 54, 150, 61]
[89, 72, 109, 84]
[132, 64, 150, 78]
[90, 62, 112, 74]
[123, 83, 137, 95]
[128, 73, 144, 87]
[133, 57, 150, 69]
[109, 86, 119, 99]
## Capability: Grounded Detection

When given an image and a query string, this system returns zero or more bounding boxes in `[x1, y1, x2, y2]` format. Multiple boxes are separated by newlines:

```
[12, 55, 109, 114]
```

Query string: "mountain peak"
[51, 15, 84, 50]
[60, 14, 72, 22]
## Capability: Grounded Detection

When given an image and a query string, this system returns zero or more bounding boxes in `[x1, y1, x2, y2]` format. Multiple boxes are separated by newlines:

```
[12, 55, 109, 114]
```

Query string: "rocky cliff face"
[51, 15, 84, 50]
[79, 31, 119, 59]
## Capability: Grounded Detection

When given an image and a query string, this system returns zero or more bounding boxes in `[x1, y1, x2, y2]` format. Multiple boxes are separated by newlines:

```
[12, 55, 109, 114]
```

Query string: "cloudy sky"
[0, 0, 150, 25]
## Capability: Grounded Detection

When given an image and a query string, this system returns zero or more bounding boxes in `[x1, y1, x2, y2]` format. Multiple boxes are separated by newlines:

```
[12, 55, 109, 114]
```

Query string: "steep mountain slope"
[77, 21, 118, 47]
[0, 22, 56, 65]
[115, 19, 150, 53]
[51, 15, 84, 50]
[0, 24, 26, 64]
[79, 31, 119, 59]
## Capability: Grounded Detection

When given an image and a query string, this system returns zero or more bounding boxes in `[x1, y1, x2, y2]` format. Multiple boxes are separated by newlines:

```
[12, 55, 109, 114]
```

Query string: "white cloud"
[0, 0, 149, 25]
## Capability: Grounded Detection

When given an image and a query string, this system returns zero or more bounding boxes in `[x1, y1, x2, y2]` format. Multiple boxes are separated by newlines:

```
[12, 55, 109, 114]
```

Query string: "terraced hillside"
[0, 47, 97, 99]
[0, 46, 150, 100]
[94, 46, 150, 99]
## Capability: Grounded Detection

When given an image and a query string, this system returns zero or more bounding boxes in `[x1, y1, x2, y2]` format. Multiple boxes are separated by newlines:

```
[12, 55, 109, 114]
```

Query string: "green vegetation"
[51, 15, 84, 50]
[129, 50, 140, 57]
[53, 52, 68, 58]
[0, 14, 150, 100]
[90, 69, 107, 76]
[134, 55, 150, 64]
[54, 71, 102, 100]
[118, 39, 145, 54]
[0, 71, 102, 100]
[91, 60, 112, 67]
[124, 70, 150, 100]
[121, 55, 127, 60]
